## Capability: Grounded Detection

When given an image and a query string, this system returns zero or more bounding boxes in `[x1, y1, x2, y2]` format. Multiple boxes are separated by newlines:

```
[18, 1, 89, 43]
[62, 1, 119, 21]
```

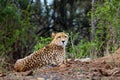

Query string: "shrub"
[34, 37, 52, 51]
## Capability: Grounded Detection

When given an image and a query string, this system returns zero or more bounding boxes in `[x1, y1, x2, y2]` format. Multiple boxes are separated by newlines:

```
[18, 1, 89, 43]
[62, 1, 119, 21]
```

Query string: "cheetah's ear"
[52, 33, 56, 38]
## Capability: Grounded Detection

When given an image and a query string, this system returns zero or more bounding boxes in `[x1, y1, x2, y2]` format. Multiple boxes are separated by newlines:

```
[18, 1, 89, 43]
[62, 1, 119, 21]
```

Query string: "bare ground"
[0, 48, 120, 80]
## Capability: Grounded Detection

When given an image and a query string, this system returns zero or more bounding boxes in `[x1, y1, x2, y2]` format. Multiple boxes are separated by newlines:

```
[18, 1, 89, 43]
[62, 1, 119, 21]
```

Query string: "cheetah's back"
[14, 44, 64, 72]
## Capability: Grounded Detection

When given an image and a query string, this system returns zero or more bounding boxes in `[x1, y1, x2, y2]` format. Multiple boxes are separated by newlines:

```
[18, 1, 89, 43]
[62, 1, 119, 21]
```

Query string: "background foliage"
[92, 0, 120, 57]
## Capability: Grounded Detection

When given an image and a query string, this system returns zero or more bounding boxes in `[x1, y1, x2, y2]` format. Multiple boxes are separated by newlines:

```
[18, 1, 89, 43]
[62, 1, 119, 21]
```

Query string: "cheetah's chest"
[53, 50, 65, 65]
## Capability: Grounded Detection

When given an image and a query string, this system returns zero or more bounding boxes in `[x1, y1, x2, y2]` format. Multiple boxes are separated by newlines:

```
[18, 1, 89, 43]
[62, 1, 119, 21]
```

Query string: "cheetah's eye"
[64, 35, 67, 38]
[57, 36, 61, 38]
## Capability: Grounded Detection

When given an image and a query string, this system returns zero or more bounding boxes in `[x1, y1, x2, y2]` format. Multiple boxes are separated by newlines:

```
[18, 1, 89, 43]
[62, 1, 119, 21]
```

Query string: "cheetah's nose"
[62, 41, 65, 44]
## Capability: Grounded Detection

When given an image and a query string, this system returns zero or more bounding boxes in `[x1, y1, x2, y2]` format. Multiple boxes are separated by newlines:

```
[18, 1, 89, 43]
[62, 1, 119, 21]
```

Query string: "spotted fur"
[14, 32, 68, 72]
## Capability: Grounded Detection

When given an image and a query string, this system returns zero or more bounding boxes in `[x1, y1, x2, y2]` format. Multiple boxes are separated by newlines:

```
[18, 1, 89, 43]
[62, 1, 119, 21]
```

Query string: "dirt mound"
[1, 48, 120, 80]
[94, 48, 120, 63]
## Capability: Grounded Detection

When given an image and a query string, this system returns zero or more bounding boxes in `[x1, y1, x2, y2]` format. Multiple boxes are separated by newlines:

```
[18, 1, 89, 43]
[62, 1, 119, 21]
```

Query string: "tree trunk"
[90, 0, 96, 59]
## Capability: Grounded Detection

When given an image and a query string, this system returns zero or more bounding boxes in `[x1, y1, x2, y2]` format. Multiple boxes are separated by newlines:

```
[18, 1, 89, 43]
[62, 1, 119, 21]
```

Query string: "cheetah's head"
[51, 32, 68, 48]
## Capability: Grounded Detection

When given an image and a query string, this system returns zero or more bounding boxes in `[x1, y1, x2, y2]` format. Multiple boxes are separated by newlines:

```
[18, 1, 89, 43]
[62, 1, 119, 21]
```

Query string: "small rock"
[111, 68, 120, 76]
[0, 73, 5, 77]
[99, 69, 111, 76]
[80, 58, 91, 62]
[59, 64, 66, 68]
[37, 77, 45, 80]
[30, 79, 37, 80]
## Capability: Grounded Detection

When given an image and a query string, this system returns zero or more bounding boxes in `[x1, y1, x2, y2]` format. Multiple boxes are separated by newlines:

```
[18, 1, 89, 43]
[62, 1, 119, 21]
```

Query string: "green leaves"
[34, 37, 52, 51]
[0, 0, 37, 59]
[91, 0, 120, 55]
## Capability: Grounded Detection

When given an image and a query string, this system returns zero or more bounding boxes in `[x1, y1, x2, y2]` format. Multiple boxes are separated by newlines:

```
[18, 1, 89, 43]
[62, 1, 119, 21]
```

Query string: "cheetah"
[14, 32, 68, 72]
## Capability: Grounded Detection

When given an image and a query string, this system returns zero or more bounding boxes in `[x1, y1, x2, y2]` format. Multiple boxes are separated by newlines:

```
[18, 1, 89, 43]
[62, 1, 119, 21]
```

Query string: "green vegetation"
[34, 37, 52, 51]
[91, 0, 120, 56]
[0, 0, 36, 63]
